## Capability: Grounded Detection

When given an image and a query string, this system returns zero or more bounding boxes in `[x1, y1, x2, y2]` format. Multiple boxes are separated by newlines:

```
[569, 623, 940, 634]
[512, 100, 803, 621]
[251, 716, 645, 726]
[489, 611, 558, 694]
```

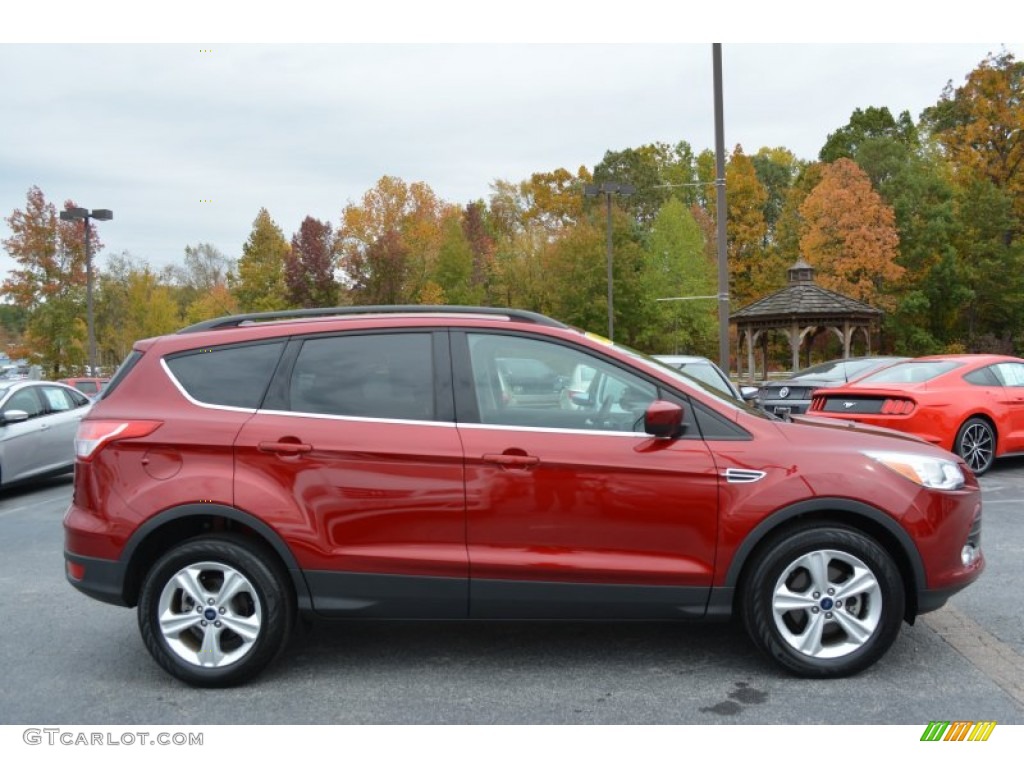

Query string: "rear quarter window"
[165, 342, 285, 409]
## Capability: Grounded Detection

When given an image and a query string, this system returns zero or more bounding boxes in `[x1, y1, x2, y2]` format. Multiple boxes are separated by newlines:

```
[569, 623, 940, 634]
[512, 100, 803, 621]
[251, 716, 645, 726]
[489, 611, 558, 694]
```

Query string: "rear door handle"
[482, 453, 539, 468]
[258, 441, 313, 455]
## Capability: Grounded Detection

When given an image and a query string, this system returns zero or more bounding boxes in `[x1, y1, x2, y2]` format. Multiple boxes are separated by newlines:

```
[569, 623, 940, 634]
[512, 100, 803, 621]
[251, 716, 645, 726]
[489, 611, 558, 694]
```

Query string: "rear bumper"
[64, 551, 130, 607]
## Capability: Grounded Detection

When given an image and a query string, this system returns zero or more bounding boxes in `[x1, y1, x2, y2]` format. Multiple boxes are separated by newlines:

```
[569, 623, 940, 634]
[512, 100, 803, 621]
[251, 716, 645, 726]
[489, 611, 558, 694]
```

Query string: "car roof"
[653, 355, 716, 365]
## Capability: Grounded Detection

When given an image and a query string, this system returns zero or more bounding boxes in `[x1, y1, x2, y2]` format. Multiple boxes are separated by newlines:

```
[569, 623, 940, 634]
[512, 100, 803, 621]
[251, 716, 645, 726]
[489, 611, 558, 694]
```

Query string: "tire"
[741, 526, 905, 678]
[954, 417, 996, 475]
[138, 535, 294, 687]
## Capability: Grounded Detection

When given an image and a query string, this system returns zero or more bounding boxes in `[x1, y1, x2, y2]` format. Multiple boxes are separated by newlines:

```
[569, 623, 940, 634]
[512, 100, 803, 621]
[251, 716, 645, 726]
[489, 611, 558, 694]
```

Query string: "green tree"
[645, 198, 716, 355]
[433, 212, 480, 305]
[752, 147, 801, 245]
[232, 208, 290, 312]
[819, 106, 918, 163]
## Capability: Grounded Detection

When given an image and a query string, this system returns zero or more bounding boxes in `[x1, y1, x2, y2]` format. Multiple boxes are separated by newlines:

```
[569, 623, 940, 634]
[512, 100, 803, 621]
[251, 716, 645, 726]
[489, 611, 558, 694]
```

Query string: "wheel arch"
[119, 504, 312, 611]
[723, 498, 926, 623]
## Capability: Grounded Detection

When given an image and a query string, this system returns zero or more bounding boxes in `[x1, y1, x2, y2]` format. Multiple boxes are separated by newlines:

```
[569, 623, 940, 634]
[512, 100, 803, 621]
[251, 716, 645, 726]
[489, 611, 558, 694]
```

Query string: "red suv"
[64, 307, 984, 686]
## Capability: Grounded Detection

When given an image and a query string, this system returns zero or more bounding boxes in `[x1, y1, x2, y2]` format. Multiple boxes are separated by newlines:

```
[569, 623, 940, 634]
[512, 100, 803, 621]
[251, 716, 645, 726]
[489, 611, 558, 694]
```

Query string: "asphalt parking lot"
[1, 463, 1022, 725]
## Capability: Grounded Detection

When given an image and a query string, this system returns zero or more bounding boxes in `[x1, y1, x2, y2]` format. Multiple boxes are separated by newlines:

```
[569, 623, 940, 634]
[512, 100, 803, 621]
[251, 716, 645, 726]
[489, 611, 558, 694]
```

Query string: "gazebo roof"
[730, 259, 882, 325]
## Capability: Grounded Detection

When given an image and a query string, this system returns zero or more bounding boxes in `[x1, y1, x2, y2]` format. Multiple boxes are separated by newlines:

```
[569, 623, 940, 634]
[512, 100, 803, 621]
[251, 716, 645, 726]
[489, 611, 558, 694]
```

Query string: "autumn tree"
[184, 285, 239, 326]
[337, 176, 448, 304]
[231, 208, 290, 312]
[723, 146, 769, 307]
[1, 186, 96, 375]
[799, 158, 903, 308]
[462, 201, 496, 301]
[286, 216, 338, 308]
[486, 177, 565, 311]
[923, 50, 1024, 233]
[95, 253, 182, 366]
[165, 243, 234, 318]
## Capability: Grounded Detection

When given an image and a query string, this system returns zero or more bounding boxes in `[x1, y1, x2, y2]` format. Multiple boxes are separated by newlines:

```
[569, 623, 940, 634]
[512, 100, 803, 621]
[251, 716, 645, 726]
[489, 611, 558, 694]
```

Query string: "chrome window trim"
[255, 408, 456, 429]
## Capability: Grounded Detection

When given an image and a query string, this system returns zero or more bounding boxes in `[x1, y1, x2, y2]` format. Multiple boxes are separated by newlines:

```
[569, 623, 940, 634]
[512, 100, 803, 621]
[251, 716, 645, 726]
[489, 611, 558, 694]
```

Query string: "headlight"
[863, 450, 965, 490]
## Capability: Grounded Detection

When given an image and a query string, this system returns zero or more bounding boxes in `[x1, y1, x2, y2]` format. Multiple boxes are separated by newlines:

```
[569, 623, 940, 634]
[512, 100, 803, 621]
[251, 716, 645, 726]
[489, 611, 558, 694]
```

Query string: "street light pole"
[712, 43, 731, 375]
[583, 182, 634, 341]
[59, 206, 112, 375]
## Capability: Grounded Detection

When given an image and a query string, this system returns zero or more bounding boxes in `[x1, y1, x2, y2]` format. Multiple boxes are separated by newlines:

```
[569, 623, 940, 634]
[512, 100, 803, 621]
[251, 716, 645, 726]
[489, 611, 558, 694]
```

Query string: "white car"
[0, 380, 91, 487]
[654, 355, 755, 401]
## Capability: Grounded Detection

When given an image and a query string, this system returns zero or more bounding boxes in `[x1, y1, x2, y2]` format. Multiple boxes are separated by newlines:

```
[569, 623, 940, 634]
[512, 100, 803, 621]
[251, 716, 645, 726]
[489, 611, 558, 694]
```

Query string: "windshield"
[858, 360, 962, 384]
[793, 358, 889, 382]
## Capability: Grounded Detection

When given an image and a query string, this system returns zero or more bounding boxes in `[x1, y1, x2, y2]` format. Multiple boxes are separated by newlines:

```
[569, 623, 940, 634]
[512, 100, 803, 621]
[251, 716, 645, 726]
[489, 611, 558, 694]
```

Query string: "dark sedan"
[757, 356, 908, 417]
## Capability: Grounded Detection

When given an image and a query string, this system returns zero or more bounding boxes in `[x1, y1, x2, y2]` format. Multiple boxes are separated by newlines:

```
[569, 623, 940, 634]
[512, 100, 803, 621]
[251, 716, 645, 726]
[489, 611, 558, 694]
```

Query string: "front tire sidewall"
[742, 526, 905, 678]
[138, 536, 292, 687]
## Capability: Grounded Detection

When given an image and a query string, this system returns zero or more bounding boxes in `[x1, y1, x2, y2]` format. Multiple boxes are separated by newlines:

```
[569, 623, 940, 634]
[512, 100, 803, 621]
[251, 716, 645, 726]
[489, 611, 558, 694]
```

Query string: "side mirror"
[740, 386, 759, 402]
[0, 409, 30, 426]
[644, 400, 684, 439]
[569, 392, 593, 408]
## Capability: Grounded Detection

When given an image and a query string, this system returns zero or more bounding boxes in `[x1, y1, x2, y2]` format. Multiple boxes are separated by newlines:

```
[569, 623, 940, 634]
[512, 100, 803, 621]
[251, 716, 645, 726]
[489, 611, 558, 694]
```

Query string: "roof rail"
[177, 305, 568, 333]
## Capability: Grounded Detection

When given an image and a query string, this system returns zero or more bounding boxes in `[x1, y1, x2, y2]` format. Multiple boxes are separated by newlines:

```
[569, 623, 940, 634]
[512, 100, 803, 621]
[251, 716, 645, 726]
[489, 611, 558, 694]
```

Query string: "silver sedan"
[0, 380, 92, 487]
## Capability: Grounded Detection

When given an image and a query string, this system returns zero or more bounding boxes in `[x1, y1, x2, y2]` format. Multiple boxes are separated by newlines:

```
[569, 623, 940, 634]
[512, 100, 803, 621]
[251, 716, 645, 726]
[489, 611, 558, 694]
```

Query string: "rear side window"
[42, 386, 88, 411]
[166, 342, 285, 409]
[288, 333, 434, 421]
[860, 360, 961, 384]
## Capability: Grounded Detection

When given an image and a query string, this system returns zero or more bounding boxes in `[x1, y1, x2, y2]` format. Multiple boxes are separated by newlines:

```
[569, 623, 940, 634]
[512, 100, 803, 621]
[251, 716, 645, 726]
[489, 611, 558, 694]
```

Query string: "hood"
[785, 412, 933, 447]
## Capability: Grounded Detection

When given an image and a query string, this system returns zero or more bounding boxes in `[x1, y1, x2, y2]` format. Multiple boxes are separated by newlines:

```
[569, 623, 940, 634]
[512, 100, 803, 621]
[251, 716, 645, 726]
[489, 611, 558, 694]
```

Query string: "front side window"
[288, 333, 434, 421]
[467, 334, 657, 433]
[3, 387, 44, 419]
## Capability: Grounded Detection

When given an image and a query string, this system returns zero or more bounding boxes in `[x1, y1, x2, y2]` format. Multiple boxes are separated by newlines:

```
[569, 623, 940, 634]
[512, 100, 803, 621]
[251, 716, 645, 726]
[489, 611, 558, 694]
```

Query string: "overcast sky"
[1, 4, 1020, 279]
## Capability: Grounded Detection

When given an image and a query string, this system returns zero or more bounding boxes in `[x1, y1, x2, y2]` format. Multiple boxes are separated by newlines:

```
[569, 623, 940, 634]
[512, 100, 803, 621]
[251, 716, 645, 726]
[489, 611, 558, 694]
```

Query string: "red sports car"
[807, 354, 1024, 475]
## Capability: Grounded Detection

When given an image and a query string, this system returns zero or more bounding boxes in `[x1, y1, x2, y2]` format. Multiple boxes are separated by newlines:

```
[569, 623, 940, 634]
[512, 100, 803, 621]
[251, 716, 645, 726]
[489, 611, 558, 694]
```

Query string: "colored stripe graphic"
[968, 722, 997, 741]
[920, 721, 996, 741]
[921, 721, 949, 741]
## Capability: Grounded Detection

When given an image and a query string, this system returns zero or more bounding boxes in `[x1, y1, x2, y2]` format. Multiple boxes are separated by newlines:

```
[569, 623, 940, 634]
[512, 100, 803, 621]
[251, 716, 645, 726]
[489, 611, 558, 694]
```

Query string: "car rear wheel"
[742, 526, 904, 678]
[138, 536, 293, 687]
[954, 417, 995, 475]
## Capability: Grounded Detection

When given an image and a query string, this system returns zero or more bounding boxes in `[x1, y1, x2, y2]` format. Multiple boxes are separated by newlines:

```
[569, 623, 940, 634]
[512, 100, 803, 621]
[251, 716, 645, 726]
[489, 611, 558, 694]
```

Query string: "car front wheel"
[742, 526, 905, 678]
[138, 536, 293, 687]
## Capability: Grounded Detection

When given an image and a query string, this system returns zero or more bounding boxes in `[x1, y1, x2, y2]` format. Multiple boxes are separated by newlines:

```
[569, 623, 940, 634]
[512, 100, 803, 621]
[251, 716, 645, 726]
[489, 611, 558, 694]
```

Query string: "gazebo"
[730, 259, 883, 382]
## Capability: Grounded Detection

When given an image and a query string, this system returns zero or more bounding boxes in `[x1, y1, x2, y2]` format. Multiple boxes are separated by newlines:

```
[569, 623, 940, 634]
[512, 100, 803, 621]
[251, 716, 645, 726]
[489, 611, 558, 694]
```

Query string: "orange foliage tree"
[799, 159, 903, 308]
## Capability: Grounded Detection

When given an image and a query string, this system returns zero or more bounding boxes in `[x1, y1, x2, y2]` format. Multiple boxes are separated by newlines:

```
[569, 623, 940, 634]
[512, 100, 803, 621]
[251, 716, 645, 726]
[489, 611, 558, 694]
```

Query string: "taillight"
[880, 398, 915, 415]
[75, 420, 163, 461]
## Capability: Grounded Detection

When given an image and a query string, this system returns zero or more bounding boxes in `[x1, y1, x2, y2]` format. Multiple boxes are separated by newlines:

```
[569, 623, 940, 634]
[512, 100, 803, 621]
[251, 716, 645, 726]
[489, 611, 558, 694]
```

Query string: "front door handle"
[258, 441, 313, 455]
[482, 453, 539, 468]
